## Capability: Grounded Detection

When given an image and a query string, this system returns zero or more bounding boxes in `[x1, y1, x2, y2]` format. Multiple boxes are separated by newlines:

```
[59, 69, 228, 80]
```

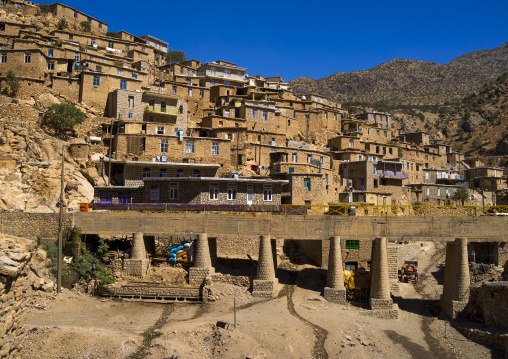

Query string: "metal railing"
[84, 203, 508, 217]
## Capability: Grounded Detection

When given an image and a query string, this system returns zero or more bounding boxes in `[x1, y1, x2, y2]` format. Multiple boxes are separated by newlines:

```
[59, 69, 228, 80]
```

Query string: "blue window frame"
[93, 76, 100, 86]
[48, 49, 53, 57]
[118, 192, 131, 204]
[120, 80, 127, 90]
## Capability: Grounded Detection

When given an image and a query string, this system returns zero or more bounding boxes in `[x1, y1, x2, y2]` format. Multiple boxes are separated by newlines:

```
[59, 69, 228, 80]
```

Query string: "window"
[334, 114, 337, 121]
[373, 165, 378, 175]
[169, 183, 178, 200]
[210, 79, 215, 85]
[185, 141, 195, 153]
[212, 142, 219, 155]
[192, 170, 201, 178]
[303, 178, 311, 191]
[384, 131, 387, 138]
[324, 112, 328, 119]
[120, 80, 127, 90]
[160, 139, 168, 152]
[224, 109, 230, 117]
[437, 187, 441, 196]
[108, 41, 114, 48]
[227, 184, 237, 200]
[117, 69, 122, 76]
[262, 111, 268, 121]
[142, 47, 145, 52]
[100, 192, 112, 204]
[263, 185, 272, 201]
[252, 109, 258, 119]
[132, 74, 138, 79]
[345, 240, 359, 250]
[74, 12, 78, 18]
[307, 154, 312, 164]
[289, 167, 294, 173]
[128, 96, 134, 108]
[24, 53, 30, 63]
[1, 54, 6, 63]
[47, 62, 54, 70]
[224, 81, 230, 86]
[142, 168, 151, 178]
[320, 157, 324, 164]
[96, 65, 102, 72]
[93, 76, 100, 86]
[179, 105, 183, 114]
[74, 53, 80, 62]
[149, 99, 154, 107]
[157, 126, 165, 135]
[128, 112, 133, 119]
[349, 139, 354, 147]
[292, 153, 298, 163]
[118, 192, 131, 204]
[376, 130, 380, 137]
[200, 90, 204, 98]
[99, 23, 102, 29]
[176, 169, 184, 177]
[325, 174, 329, 186]
[87, 17, 91, 24]
[172, 86, 177, 94]
[160, 101, 166, 112]
[425, 172, 429, 179]
[159, 169, 167, 177]
[48, 49, 53, 57]
[426, 186, 430, 196]
[125, 45, 130, 52]
[188, 88, 192, 96]
[209, 183, 219, 200]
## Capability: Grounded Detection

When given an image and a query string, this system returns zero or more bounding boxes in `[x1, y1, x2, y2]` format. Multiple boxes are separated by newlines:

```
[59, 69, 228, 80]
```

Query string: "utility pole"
[57, 145, 65, 294]
[108, 117, 113, 186]
[236, 123, 239, 171]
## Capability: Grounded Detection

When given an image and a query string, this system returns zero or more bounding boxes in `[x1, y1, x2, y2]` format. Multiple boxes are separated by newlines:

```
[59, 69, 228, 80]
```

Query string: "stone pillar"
[253, 235, 278, 297]
[441, 238, 470, 319]
[123, 232, 148, 277]
[370, 237, 394, 310]
[324, 236, 347, 304]
[189, 233, 215, 287]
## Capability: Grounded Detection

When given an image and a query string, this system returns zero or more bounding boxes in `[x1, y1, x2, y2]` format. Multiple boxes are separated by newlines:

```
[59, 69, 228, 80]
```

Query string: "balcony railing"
[380, 171, 408, 179]
[145, 106, 180, 115]
[437, 174, 464, 180]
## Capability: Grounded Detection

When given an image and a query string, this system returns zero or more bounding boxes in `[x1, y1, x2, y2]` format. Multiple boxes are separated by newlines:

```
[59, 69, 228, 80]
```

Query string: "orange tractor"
[400, 260, 419, 283]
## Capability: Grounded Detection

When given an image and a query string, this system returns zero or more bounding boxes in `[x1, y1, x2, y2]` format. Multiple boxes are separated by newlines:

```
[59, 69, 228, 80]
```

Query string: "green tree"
[451, 187, 469, 205]
[39, 3, 50, 14]
[80, 21, 91, 33]
[106, 32, 121, 38]
[5, 70, 20, 96]
[57, 18, 68, 30]
[480, 179, 492, 206]
[43, 103, 86, 136]
[165, 50, 186, 63]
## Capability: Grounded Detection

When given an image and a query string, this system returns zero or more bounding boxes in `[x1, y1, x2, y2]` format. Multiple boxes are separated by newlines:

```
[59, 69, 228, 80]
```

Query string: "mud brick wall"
[103, 285, 200, 298]
[216, 237, 260, 258]
[123, 258, 148, 277]
[0, 213, 76, 241]
[0, 235, 35, 358]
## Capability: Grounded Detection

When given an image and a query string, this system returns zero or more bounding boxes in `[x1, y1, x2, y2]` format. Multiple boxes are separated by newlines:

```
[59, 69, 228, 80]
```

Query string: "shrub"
[106, 32, 121, 39]
[39, 3, 50, 14]
[5, 70, 20, 95]
[43, 103, 86, 135]
[57, 18, 68, 30]
[165, 50, 186, 63]
[80, 21, 91, 33]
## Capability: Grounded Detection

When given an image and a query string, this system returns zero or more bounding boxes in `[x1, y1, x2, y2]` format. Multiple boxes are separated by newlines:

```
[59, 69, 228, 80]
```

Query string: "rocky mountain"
[431, 72, 508, 163]
[290, 42, 508, 107]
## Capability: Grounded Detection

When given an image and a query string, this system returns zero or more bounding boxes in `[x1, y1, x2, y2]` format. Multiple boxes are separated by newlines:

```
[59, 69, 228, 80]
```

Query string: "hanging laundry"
[251, 164, 259, 171]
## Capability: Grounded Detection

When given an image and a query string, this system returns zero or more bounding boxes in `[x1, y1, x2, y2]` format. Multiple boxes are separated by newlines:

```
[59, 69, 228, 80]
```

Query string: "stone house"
[465, 166, 508, 191]
[49, 3, 108, 35]
[197, 60, 247, 87]
[409, 183, 462, 205]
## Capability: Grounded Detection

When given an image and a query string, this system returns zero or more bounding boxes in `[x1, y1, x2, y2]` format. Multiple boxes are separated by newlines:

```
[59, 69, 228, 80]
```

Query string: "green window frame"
[345, 240, 359, 250]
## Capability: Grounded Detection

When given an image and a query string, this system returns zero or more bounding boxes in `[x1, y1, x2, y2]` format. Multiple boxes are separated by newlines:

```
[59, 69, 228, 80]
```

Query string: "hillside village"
[0, 1, 507, 213]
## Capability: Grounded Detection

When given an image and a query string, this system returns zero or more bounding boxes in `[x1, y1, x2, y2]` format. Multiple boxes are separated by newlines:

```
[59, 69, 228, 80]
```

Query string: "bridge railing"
[83, 203, 508, 217]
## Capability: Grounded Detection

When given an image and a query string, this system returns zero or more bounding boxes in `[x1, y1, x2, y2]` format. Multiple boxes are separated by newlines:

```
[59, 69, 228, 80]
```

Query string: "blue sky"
[55, 0, 508, 81]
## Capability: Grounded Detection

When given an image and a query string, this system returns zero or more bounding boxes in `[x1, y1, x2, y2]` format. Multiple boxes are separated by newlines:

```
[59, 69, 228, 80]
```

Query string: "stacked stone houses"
[1, 1, 507, 211]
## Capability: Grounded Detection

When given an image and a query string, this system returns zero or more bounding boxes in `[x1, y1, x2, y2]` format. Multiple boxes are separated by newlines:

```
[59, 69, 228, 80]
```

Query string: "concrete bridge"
[76, 212, 507, 319]
[75, 212, 508, 242]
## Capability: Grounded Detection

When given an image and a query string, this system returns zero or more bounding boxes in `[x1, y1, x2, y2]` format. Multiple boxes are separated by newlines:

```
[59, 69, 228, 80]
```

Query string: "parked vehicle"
[400, 260, 418, 283]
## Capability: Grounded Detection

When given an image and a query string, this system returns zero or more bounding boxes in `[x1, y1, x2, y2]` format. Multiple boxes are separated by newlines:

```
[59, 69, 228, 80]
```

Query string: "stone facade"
[252, 235, 278, 297]
[441, 238, 470, 319]
[480, 282, 508, 329]
[123, 258, 148, 277]
[101, 284, 200, 299]
[0, 212, 75, 241]
[0, 234, 36, 358]
[49, 3, 108, 34]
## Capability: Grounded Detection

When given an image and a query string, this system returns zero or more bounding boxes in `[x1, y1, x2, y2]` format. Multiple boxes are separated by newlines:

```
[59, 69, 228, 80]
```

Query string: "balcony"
[144, 106, 180, 116]
[380, 171, 408, 179]
[437, 173, 464, 180]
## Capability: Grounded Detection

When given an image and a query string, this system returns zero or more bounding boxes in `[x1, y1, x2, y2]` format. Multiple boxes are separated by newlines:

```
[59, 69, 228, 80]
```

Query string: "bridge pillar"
[324, 236, 346, 304]
[253, 235, 278, 297]
[370, 237, 394, 310]
[189, 233, 215, 286]
[441, 237, 470, 319]
[123, 232, 148, 277]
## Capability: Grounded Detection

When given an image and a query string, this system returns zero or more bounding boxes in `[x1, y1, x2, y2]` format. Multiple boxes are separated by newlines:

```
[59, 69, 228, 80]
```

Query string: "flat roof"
[143, 176, 289, 184]
[103, 158, 221, 167]
[140, 35, 168, 46]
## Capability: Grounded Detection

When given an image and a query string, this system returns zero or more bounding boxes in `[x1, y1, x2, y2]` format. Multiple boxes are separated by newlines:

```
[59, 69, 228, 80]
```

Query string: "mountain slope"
[290, 42, 508, 106]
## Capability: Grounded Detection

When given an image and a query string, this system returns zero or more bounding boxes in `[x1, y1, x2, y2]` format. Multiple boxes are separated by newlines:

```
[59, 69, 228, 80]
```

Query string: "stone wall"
[0, 234, 36, 358]
[0, 212, 75, 241]
[481, 282, 508, 329]
[217, 237, 259, 257]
